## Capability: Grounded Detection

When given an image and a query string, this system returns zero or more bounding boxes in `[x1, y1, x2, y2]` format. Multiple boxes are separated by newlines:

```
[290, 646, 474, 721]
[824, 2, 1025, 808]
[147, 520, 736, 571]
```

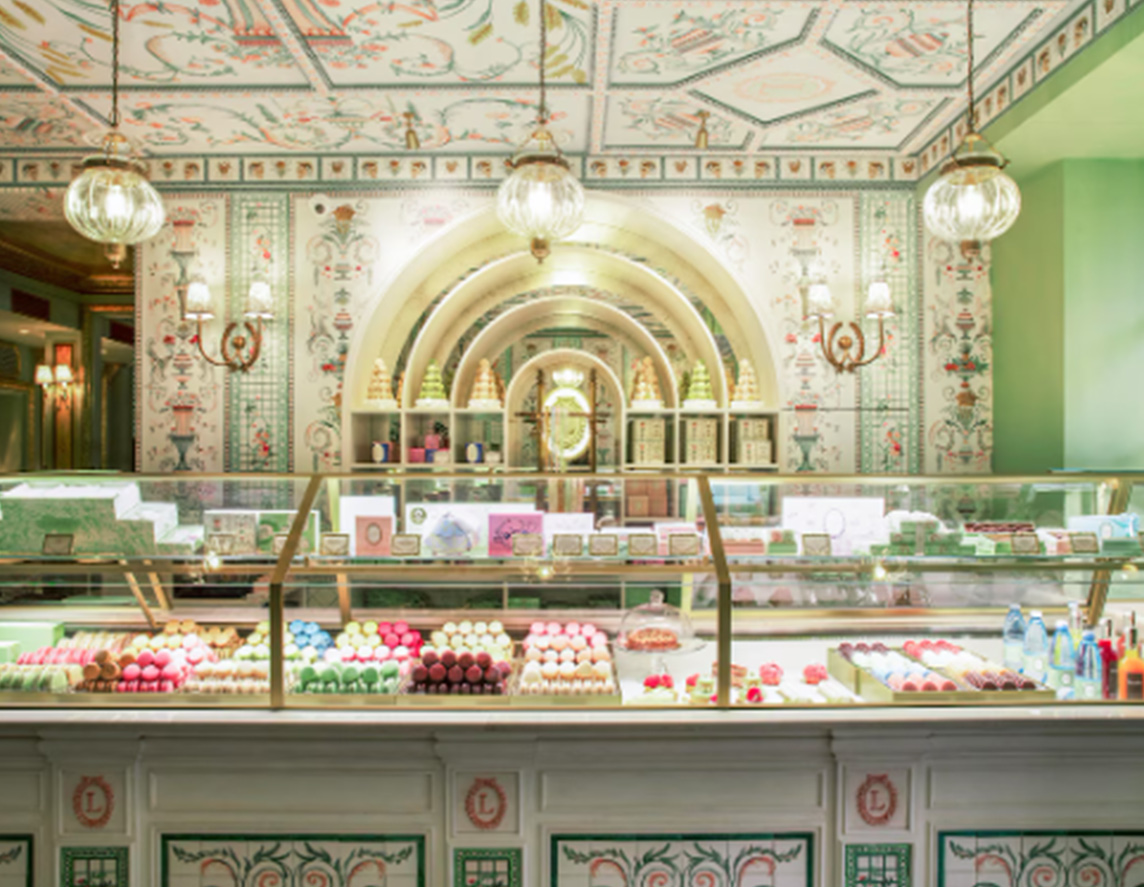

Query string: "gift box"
[627, 496, 650, 518]
[431, 448, 451, 464]
[485, 451, 503, 465]
[424, 448, 437, 464]
[408, 447, 426, 464]
[423, 433, 442, 450]
[465, 442, 484, 463]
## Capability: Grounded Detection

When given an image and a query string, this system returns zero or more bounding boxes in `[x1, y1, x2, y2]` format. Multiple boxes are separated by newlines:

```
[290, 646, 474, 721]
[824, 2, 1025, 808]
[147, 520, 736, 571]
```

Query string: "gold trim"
[698, 476, 732, 706]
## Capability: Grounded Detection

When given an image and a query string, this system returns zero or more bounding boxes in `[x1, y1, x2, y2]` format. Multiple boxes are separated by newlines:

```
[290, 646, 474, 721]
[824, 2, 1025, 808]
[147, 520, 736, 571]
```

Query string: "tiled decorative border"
[846, 843, 911, 887]
[454, 848, 522, 887]
[0, 835, 33, 887]
[60, 846, 128, 887]
[551, 832, 814, 887]
[160, 834, 426, 887]
[937, 830, 1144, 887]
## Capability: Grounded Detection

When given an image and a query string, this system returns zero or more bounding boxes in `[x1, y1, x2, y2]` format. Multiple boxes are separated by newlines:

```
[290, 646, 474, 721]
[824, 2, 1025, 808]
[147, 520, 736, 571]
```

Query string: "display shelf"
[1, 470, 1142, 711]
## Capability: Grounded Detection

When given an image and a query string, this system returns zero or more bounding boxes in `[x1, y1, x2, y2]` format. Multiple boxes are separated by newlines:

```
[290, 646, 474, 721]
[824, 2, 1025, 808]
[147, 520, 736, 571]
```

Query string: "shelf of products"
[1, 471, 1143, 711]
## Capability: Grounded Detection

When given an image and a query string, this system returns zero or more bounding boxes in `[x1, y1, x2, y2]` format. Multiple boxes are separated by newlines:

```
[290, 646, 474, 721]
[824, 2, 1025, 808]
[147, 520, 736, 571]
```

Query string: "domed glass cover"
[617, 590, 693, 652]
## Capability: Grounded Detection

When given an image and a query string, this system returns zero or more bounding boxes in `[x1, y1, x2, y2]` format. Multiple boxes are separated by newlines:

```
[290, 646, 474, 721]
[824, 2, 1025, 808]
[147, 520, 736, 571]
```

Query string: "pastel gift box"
[431, 448, 451, 464]
[485, 451, 503, 465]
[408, 447, 426, 464]
[423, 433, 442, 450]
[465, 442, 484, 463]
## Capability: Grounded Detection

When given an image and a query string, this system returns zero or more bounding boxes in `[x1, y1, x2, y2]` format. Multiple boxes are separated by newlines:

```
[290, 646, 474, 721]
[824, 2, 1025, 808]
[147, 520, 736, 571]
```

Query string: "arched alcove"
[504, 349, 623, 469]
[451, 297, 679, 410]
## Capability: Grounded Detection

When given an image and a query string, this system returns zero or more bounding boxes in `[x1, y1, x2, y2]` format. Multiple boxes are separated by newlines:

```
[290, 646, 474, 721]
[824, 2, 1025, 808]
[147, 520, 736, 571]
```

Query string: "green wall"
[992, 164, 1066, 473]
[992, 159, 1144, 471]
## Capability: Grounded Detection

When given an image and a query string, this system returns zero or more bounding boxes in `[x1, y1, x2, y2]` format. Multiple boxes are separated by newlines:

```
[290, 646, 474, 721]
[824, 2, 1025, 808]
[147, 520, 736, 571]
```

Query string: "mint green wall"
[992, 164, 1066, 473]
[1062, 160, 1144, 468]
[992, 159, 1144, 471]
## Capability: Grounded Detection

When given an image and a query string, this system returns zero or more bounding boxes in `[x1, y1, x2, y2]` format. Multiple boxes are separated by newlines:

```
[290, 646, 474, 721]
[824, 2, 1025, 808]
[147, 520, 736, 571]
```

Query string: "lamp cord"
[110, 0, 120, 130]
[966, 0, 975, 134]
[538, 0, 547, 125]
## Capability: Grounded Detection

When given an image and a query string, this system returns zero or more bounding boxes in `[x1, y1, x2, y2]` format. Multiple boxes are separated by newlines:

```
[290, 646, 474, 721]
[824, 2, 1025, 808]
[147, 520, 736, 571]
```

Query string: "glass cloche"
[617, 590, 693, 653]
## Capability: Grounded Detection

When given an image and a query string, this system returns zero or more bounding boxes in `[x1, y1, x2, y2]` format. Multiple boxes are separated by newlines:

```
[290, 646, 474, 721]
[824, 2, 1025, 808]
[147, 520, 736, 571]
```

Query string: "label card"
[206, 533, 237, 556]
[42, 533, 74, 556]
[1011, 532, 1041, 555]
[512, 533, 545, 557]
[391, 533, 422, 557]
[588, 534, 620, 557]
[320, 533, 351, 557]
[628, 533, 658, 557]
[801, 533, 832, 557]
[553, 534, 584, 557]
[1070, 532, 1100, 555]
[668, 533, 701, 557]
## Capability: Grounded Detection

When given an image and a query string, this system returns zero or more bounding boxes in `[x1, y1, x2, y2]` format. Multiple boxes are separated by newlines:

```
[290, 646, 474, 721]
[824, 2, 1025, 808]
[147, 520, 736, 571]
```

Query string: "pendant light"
[496, 0, 584, 263]
[923, 0, 1020, 257]
[64, 0, 165, 268]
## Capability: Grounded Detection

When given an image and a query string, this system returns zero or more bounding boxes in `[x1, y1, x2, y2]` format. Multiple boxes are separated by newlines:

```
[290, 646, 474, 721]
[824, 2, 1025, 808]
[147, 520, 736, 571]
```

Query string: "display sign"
[511, 533, 544, 557]
[801, 533, 833, 557]
[668, 533, 701, 557]
[628, 533, 658, 557]
[1070, 532, 1100, 554]
[553, 534, 584, 557]
[588, 534, 620, 557]
[390, 534, 422, 557]
[320, 533, 350, 557]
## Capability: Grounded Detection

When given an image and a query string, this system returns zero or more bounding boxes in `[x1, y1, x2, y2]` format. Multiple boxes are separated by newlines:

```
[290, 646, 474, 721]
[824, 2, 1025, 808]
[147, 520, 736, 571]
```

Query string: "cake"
[416, 360, 449, 408]
[365, 357, 398, 409]
[623, 626, 680, 651]
[683, 360, 716, 409]
[730, 359, 762, 409]
[467, 358, 503, 409]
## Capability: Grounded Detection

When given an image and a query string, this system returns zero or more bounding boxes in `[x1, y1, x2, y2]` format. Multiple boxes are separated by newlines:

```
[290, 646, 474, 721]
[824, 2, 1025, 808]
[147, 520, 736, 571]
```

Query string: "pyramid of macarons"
[332, 620, 423, 664]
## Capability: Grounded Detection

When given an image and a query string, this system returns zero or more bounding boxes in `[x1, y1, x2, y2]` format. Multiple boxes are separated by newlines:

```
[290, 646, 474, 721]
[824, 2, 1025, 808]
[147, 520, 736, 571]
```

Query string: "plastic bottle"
[1075, 629, 1101, 700]
[1068, 601, 1085, 643]
[1022, 610, 1049, 683]
[1048, 619, 1075, 694]
[1003, 603, 1026, 671]
[1119, 621, 1144, 701]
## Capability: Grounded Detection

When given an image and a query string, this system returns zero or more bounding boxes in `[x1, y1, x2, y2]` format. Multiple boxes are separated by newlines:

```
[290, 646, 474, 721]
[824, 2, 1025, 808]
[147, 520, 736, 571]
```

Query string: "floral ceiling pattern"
[0, 0, 1133, 156]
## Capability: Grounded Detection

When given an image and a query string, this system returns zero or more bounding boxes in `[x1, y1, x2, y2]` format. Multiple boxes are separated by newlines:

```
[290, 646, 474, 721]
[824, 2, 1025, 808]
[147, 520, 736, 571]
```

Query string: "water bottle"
[1075, 630, 1101, 700]
[1003, 603, 1026, 671]
[1048, 619, 1075, 694]
[1023, 611, 1049, 683]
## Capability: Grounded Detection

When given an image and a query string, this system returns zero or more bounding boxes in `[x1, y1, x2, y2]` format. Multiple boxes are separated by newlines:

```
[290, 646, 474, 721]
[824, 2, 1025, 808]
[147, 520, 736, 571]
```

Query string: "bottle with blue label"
[1075, 629, 1101, 700]
[1048, 619, 1075, 694]
[1023, 610, 1049, 683]
[1003, 603, 1026, 671]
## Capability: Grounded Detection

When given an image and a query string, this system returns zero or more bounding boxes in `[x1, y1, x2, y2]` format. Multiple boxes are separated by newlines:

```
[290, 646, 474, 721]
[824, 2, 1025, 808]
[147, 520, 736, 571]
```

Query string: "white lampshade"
[923, 134, 1021, 251]
[805, 281, 834, 319]
[497, 127, 584, 263]
[244, 279, 274, 320]
[865, 280, 893, 318]
[184, 278, 215, 321]
[54, 364, 73, 385]
[35, 364, 53, 386]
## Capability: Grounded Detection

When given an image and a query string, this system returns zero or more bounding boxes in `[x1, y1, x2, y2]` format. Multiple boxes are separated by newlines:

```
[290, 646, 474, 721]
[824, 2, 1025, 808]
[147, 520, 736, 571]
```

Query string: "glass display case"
[0, 470, 1141, 709]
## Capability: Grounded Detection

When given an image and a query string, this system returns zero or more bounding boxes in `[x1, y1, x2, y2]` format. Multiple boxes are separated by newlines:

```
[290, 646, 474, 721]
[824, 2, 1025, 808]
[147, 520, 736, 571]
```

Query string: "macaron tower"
[518, 621, 616, 697]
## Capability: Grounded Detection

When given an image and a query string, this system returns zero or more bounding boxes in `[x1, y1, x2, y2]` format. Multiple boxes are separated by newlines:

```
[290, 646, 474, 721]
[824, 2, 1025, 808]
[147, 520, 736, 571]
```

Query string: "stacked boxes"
[734, 417, 773, 465]
[682, 417, 719, 465]
[629, 417, 667, 465]
[625, 480, 670, 519]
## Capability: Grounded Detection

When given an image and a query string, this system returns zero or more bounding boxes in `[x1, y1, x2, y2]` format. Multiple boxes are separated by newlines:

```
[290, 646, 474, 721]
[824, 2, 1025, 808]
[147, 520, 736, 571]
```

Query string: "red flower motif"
[785, 333, 797, 343]
[163, 334, 175, 345]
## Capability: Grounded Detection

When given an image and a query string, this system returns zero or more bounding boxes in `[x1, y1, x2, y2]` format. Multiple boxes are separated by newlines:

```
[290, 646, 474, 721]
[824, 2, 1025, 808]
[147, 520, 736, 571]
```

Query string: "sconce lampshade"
[244, 279, 274, 320]
[35, 364, 53, 386]
[54, 364, 73, 385]
[805, 281, 834, 319]
[865, 280, 894, 318]
[184, 278, 215, 321]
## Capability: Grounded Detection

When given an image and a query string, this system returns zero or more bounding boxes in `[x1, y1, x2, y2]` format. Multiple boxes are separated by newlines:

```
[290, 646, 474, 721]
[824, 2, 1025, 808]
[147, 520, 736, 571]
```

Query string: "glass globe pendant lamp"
[496, 0, 584, 262]
[923, 0, 1020, 257]
[63, 0, 165, 268]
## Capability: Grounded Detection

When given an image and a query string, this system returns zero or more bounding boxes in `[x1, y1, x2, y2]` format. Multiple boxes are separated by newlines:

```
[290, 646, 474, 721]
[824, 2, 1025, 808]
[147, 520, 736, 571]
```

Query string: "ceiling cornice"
[0, 237, 133, 298]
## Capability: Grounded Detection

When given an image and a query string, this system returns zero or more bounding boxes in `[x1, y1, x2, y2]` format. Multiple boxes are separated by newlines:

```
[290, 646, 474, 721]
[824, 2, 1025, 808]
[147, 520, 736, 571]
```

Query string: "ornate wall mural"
[139, 188, 990, 475]
[937, 831, 1144, 887]
[138, 196, 227, 473]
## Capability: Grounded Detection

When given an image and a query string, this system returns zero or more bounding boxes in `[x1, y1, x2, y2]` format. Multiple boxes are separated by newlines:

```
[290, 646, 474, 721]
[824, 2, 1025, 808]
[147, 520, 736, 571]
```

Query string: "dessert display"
[0, 663, 83, 692]
[332, 620, 423, 665]
[293, 659, 401, 695]
[416, 359, 449, 408]
[617, 592, 692, 653]
[365, 357, 397, 409]
[407, 647, 512, 696]
[903, 639, 1042, 691]
[467, 358, 503, 410]
[518, 621, 617, 697]
[184, 660, 271, 695]
[730, 359, 762, 409]
[631, 673, 677, 704]
[682, 359, 715, 409]
[837, 644, 959, 693]
[630, 356, 664, 409]
[429, 620, 510, 663]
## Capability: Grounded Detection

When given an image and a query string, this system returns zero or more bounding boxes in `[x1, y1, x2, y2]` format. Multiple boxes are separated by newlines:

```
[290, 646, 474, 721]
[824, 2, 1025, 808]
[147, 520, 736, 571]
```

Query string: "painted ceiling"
[0, 0, 1132, 160]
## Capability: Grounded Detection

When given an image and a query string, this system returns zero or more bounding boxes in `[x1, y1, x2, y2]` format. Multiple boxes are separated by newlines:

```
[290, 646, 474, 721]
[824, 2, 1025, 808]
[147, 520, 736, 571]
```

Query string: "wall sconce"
[804, 275, 894, 373]
[694, 110, 710, 149]
[403, 111, 421, 150]
[35, 363, 74, 401]
[182, 276, 272, 372]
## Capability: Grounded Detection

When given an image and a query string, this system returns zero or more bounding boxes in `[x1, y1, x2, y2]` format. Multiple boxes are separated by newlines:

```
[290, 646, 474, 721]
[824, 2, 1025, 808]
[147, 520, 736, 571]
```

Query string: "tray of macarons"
[511, 620, 620, 706]
[401, 619, 515, 705]
[831, 643, 969, 704]
[900, 639, 1054, 702]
